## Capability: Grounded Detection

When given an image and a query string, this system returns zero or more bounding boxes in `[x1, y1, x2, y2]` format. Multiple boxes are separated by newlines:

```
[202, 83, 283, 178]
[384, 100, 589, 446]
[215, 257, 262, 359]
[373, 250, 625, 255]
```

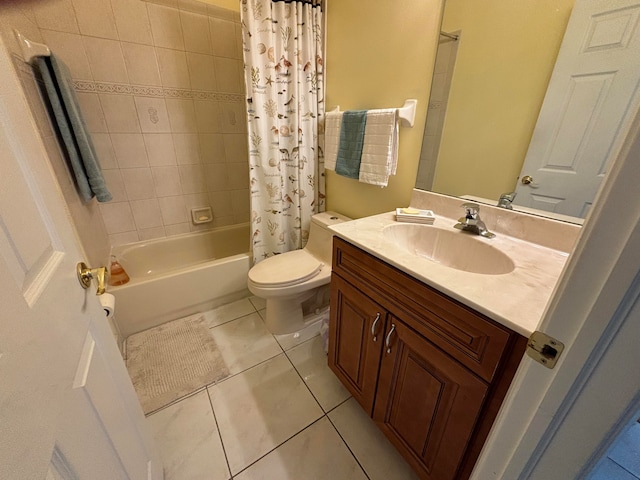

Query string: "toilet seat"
[248, 250, 323, 288]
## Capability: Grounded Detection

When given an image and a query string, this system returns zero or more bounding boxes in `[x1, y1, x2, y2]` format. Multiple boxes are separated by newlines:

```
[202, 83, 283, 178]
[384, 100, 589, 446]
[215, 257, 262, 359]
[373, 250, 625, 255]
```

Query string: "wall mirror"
[415, 0, 640, 223]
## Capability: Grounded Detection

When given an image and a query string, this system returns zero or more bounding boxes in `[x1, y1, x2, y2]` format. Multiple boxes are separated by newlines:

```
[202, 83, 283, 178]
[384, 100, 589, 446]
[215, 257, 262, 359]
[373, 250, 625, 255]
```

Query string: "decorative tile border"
[72, 80, 244, 103]
[13, 55, 244, 104]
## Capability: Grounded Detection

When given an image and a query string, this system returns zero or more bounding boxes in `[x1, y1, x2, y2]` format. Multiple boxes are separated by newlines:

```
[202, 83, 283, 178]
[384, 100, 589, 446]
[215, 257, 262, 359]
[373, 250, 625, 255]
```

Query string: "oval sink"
[383, 224, 515, 275]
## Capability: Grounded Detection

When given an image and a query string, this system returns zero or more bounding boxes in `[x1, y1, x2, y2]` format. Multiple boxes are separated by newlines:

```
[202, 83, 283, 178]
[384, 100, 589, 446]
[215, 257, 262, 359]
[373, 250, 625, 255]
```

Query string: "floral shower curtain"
[241, 0, 326, 265]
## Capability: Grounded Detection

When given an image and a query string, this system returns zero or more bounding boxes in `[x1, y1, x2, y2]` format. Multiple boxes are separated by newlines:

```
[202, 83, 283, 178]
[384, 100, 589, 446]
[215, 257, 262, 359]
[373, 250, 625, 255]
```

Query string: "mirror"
[415, 0, 579, 219]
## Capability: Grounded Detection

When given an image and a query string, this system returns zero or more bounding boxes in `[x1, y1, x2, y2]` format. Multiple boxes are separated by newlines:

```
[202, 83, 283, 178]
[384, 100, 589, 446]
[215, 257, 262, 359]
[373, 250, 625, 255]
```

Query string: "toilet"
[247, 211, 351, 335]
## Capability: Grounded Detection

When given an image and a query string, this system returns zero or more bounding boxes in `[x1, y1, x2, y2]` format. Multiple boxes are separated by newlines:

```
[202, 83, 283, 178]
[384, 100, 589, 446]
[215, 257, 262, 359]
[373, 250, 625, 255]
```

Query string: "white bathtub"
[109, 224, 251, 337]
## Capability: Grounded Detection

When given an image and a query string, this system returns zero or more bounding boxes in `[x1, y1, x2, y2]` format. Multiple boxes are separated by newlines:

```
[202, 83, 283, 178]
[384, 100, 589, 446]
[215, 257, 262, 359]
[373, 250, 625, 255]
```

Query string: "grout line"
[283, 335, 351, 415]
[205, 385, 234, 479]
[283, 333, 318, 352]
[144, 384, 209, 417]
[605, 456, 640, 479]
[230, 416, 328, 478]
[274, 329, 321, 352]
[247, 296, 265, 311]
[325, 411, 372, 480]
[283, 343, 327, 413]
[325, 395, 353, 415]
[206, 350, 285, 388]
[207, 309, 262, 330]
[203, 295, 261, 329]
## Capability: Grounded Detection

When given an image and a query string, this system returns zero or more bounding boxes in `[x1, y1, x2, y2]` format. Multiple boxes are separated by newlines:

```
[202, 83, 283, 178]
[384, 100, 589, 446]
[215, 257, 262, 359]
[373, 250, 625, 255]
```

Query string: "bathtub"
[109, 224, 251, 337]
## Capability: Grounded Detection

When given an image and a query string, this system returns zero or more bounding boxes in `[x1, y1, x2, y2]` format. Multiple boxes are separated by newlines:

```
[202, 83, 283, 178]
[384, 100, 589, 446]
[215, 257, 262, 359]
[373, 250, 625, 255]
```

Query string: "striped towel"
[358, 109, 398, 187]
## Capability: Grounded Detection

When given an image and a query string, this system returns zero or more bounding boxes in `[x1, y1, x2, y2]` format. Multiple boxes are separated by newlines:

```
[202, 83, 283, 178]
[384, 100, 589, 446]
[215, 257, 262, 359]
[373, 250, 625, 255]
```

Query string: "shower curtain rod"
[440, 31, 459, 41]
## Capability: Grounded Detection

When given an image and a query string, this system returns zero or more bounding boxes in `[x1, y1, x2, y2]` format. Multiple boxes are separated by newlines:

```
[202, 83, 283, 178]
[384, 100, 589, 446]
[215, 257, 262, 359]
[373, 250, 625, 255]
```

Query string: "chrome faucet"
[497, 191, 517, 209]
[454, 202, 495, 238]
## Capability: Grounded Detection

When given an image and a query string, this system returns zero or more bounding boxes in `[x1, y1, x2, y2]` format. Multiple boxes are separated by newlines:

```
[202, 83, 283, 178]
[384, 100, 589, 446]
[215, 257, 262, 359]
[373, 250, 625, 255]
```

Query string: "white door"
[0, 39, 161, 479]
[525, 279, 640, 479]
[469, 82, 640, 478]
[515, 0, 640, 218]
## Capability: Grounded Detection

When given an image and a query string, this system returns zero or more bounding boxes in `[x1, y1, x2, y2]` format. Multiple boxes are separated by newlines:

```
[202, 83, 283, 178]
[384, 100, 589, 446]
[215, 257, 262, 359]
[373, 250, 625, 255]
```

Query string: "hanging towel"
[323, 110, 342, 171]
[35, 54, 112, 202]
[335, 110, 367, 179]
[358, 109, 398, 187]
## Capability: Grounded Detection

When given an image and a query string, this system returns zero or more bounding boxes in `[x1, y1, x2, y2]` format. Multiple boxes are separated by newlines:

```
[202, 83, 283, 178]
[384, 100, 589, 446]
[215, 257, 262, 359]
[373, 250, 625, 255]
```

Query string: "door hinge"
[526, 331, 564, 369]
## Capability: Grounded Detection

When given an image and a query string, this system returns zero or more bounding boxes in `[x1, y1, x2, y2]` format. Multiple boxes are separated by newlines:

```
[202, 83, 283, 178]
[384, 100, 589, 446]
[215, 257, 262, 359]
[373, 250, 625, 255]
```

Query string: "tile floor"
[144, 296, 419, 480]
[588, 419, 640, 480]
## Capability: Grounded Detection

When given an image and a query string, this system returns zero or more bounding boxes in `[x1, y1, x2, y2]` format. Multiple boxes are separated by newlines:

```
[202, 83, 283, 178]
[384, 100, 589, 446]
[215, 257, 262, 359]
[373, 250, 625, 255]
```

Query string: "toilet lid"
[249, 250, 323, 287]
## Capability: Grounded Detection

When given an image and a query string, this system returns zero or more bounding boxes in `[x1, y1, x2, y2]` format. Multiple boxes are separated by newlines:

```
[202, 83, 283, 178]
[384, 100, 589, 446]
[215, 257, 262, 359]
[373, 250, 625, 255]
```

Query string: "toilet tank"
[305, 211, 351, 265]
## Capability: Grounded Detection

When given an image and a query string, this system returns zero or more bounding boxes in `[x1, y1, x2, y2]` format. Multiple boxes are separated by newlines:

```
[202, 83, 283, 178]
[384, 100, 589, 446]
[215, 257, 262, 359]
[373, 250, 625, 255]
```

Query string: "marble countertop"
[329, 211, 571, 337]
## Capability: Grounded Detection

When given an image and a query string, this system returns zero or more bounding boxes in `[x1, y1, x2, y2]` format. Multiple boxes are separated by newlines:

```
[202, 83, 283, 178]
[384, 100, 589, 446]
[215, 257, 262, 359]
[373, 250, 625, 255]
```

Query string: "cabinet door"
[373, 317, 488, 480]
[329, 274, 386, 415]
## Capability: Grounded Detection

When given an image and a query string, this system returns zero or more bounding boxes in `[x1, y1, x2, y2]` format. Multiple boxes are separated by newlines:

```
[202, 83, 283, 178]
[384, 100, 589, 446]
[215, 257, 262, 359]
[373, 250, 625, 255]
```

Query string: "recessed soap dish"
[191, 207, 213, 224]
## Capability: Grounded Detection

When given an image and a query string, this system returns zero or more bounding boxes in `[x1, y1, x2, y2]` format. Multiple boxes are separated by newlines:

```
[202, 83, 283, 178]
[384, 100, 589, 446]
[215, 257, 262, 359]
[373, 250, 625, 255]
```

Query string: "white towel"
[324, 110, 343, 171]
[358, 109, 398, 187]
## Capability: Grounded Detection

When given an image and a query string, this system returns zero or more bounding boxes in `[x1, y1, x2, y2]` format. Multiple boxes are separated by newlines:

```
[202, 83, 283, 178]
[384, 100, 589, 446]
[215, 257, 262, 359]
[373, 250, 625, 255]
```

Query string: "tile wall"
[8, 55, 112, 267]
[0, 0, 249, 248]
[0, 2, 110, 266]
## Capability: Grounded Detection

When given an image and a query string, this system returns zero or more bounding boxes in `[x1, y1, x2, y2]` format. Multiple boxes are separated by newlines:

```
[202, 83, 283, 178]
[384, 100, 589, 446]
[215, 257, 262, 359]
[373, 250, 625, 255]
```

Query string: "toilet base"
[264, 290, 316, 335]
[273, 308, 328, 350]
[257, 284, 331, 335]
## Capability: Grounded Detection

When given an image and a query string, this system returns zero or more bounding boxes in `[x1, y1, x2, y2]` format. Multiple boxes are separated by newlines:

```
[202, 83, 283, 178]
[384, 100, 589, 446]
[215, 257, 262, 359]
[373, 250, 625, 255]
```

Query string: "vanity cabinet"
[328, 237, 528, 480]
[329, 274, 386, 414]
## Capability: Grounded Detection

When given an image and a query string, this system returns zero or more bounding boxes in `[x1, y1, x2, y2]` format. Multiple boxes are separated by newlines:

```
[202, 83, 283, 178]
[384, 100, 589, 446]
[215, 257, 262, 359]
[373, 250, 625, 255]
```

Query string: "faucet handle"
[497, 191, 517, 209]
[460, 202, 480, 218]
[499, 192, 517, 201]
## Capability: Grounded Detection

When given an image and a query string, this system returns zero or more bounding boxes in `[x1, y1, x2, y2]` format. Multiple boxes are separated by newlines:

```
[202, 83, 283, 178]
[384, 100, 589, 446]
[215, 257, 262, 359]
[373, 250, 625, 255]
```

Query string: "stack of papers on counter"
[395, 208, 436, 224]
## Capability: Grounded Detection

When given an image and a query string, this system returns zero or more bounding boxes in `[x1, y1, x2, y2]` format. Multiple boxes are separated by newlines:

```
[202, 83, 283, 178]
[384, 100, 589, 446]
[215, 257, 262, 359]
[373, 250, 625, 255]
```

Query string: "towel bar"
[15, 30, 50, 63]
[330, 99, 417, 128]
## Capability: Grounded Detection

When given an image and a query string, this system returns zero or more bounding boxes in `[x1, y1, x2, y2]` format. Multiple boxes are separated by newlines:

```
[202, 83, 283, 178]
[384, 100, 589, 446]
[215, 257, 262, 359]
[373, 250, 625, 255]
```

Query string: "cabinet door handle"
[385, 323, 396, 354]
[371, 313, 381, 341]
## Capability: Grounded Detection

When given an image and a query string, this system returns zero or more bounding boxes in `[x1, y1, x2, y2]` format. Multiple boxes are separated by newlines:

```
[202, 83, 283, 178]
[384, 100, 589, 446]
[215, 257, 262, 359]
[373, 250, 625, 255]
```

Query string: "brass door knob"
[521, 175, 534, 185]
[77, 262, 107, 295]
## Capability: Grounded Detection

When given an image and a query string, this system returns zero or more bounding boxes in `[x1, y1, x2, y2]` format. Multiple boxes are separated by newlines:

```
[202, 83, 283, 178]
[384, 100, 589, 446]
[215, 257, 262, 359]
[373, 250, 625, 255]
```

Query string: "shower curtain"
[241, 0, 326, 265]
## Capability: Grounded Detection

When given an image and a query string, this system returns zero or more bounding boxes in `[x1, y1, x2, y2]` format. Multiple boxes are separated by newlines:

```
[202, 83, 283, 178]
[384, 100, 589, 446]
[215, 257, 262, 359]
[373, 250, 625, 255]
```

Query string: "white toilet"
[247, 211, 351, 335]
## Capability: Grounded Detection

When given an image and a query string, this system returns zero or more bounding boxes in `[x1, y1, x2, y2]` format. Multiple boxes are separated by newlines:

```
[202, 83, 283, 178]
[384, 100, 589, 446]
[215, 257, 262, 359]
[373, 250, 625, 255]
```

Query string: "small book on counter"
[395, 207, 436, 224]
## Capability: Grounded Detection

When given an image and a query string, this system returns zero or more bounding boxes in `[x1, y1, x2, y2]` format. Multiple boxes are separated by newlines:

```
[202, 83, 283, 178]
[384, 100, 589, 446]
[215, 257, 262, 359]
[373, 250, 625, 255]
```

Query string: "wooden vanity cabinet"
[328, 237, 528, 480]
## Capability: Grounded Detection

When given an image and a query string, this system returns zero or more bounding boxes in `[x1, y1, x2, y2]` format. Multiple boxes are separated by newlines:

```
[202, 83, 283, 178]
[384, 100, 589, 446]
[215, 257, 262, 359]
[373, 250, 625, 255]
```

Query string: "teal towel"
[36, 54, 112, 202]
[335, 110, 367, 179]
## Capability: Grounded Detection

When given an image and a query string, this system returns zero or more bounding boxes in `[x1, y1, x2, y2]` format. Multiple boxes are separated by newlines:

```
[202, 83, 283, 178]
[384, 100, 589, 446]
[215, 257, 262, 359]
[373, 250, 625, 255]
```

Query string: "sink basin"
[383, 224, 515, 275]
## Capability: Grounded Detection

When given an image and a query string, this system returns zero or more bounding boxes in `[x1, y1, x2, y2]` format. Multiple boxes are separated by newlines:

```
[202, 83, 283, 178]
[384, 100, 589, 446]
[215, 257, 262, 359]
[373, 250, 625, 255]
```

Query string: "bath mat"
[126, 315, 229, 414]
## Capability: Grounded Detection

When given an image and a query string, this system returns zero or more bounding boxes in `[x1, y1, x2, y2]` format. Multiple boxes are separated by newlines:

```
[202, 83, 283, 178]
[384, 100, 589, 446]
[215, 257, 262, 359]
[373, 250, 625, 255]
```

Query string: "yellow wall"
[325, 0, 443, 219]
[432, 0, 575, 199]
[199, 0, 239, 12]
